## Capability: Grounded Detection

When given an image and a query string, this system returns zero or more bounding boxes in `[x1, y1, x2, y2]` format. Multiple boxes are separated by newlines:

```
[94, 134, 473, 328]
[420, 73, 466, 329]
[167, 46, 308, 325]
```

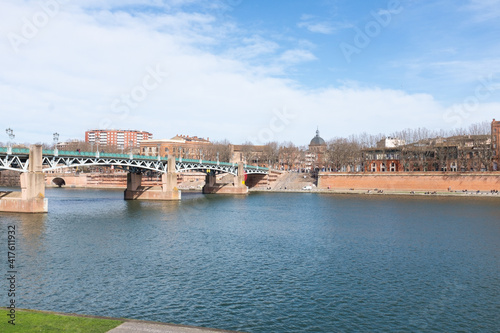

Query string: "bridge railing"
[0, 147, 30, 154]
[40, 149, 164, 161]
[1, 147, 268, 171]
[177, 158, 268, 171]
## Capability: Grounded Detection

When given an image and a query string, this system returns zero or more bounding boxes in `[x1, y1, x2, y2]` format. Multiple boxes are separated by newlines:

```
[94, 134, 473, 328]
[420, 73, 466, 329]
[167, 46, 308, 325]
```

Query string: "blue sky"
[1, 0, 499, 145]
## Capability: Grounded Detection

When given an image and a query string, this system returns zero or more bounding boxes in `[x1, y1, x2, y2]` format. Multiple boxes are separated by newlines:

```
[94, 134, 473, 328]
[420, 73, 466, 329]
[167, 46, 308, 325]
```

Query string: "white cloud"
[298, 21, 335, 34]
[278, 49, 316, 65]
[297, 15, 351, 35]
[0, 1, 497, 147]
[463, 0, 500, 22]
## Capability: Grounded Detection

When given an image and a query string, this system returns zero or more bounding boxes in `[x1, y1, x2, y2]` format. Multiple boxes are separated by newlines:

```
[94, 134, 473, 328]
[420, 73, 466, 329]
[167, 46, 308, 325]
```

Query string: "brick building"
[229, 144, 266, 164]
[140, 134, 211, 159]
[492, 119, 500, 171]
[85, 129, 153, 149]
[363, 125, 495, 172]
[363, 137, 404, 172]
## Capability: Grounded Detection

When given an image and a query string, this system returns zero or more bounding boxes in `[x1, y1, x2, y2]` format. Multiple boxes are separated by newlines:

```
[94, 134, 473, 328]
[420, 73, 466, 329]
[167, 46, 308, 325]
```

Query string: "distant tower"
[309, 128, 327, 171]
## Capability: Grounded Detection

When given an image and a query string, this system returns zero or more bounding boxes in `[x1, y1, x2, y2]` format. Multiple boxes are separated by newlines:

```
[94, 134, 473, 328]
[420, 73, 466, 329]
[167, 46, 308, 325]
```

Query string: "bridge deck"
[0, 147, 268, 173]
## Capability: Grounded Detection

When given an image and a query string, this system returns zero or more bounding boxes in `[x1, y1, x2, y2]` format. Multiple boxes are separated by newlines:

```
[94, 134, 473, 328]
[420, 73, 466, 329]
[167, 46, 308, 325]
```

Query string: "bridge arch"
[176, 165, 237, 175]
[52, 177, 66, 187]
[41, 162, 168, 174]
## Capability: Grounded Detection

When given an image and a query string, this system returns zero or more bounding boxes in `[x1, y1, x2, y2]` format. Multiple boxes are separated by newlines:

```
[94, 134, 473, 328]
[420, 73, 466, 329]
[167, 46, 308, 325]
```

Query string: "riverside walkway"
[107, 321, 244, 333]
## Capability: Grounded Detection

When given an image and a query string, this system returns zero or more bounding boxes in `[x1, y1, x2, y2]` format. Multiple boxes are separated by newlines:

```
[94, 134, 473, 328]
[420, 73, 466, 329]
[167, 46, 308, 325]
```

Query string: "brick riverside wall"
[318, 172, 500, 192]
[0, 171, 21, 187]
[45, 172, 206, 188]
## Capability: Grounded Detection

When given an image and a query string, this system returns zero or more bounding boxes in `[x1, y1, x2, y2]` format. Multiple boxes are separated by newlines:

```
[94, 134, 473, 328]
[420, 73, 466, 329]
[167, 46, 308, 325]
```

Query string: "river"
[1, 188, 499, 332]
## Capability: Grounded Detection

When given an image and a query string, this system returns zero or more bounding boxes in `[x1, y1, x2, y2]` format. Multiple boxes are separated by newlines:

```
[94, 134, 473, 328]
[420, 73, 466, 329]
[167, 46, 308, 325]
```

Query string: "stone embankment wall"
[2, 170, 282, 189]
[318, 172, 500, 192]
[0, 171, 21, 187]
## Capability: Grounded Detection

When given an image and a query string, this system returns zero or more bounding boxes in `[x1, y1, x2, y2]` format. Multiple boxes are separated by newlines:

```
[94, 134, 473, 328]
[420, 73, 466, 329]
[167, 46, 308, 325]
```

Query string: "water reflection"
[1, 188, 499, 333]
[19, 213, 47, 252]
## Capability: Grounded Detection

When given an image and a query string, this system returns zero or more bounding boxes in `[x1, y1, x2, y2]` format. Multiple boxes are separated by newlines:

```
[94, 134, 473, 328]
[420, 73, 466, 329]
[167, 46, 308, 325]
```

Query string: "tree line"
[1, 120, 494, 171]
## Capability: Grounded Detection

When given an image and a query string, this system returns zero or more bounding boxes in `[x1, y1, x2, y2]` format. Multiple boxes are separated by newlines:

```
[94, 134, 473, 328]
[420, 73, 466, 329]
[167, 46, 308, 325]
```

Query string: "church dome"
[310, 129, 326, 146]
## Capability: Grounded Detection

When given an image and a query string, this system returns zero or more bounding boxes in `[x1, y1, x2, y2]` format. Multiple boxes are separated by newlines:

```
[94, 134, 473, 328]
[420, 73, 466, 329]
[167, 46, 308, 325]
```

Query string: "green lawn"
[0, 308, 123, 332]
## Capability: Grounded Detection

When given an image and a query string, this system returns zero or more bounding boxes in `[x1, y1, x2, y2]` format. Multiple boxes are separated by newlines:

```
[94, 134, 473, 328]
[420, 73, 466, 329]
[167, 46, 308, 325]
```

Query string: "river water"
[1, 188, 499, 332]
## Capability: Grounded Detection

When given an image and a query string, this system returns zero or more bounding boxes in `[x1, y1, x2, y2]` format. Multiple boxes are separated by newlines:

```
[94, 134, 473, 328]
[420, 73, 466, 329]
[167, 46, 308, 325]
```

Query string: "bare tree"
[240, 141, 255, 164]
[279, 141, 299, 170]
[261, 142, 279, 168]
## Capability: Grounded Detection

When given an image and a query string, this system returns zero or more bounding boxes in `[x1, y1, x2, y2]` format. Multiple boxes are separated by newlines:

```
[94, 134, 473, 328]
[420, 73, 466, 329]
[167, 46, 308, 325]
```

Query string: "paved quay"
[8, 308, 245, 333]
[107, 321, 244, 333]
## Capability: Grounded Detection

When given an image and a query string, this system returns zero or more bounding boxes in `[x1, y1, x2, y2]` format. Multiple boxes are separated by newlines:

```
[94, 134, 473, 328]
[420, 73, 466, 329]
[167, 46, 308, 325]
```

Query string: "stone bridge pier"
[202, 164, 248, 194]
[0, 145, 48, 213]
[124, 156, 181, 201]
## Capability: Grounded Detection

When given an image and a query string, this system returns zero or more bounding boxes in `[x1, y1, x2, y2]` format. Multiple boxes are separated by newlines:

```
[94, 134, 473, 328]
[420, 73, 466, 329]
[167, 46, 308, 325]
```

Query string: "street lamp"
[157, 143, 161, 161]
[216, 152, 219, 165]
[129, 140, 133, 159]
[5, 128, 14, 154]
[95, 133, 100, 158]
[53, 132, 59, 156]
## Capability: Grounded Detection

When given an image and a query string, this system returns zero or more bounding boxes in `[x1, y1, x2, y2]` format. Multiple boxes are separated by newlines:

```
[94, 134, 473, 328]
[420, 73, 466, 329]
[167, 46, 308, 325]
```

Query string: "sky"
[1, 0, 499, 146]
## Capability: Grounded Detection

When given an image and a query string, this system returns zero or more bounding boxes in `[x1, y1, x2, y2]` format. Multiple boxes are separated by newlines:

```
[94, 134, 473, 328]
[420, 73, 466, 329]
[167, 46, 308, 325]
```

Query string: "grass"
[0, 308, 123, 332]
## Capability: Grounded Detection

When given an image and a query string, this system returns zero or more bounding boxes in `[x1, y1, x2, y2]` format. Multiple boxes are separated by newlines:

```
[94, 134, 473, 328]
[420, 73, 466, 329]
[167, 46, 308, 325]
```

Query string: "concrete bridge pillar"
[206, 172, 216, 187]
[126, 173, 142, 192]
[235, 164, 246, 188]
[203, 164, 248, 195]
[124, 156, 181, 201]
[162, 156, 179, 192]
[0, 145, 48, 213]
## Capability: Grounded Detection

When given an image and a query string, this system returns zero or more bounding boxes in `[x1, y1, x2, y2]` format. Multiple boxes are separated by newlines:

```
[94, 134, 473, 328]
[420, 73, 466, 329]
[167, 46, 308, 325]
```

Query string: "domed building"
[309, 129, 326, 150]
[307, 129, 327, 171]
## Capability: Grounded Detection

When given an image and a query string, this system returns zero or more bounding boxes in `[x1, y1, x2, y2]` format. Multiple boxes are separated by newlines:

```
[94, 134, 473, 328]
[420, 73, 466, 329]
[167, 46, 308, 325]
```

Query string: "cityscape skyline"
[1, 0, 499, 145]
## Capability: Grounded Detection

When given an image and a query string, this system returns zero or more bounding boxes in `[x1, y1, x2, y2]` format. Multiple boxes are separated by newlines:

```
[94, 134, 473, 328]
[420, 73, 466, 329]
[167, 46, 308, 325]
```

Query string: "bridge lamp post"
[216, 152, 219, 165]
[129, 140, 133, 159]
[157, 143, 161, 161]
[5, 128, 14, 154]
[53, 132, 59, 157]
[256, 157, 259, 170]
[199, 149, 202, 163]
[95, 133, 100, 158]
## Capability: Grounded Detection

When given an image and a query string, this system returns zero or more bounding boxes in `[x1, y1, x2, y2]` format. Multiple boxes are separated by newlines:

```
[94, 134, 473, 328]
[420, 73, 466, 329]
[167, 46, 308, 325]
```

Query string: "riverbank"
[250, 187, 500, 198]
[0, 308, 244, 333]
[318, 172, 500, 193]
